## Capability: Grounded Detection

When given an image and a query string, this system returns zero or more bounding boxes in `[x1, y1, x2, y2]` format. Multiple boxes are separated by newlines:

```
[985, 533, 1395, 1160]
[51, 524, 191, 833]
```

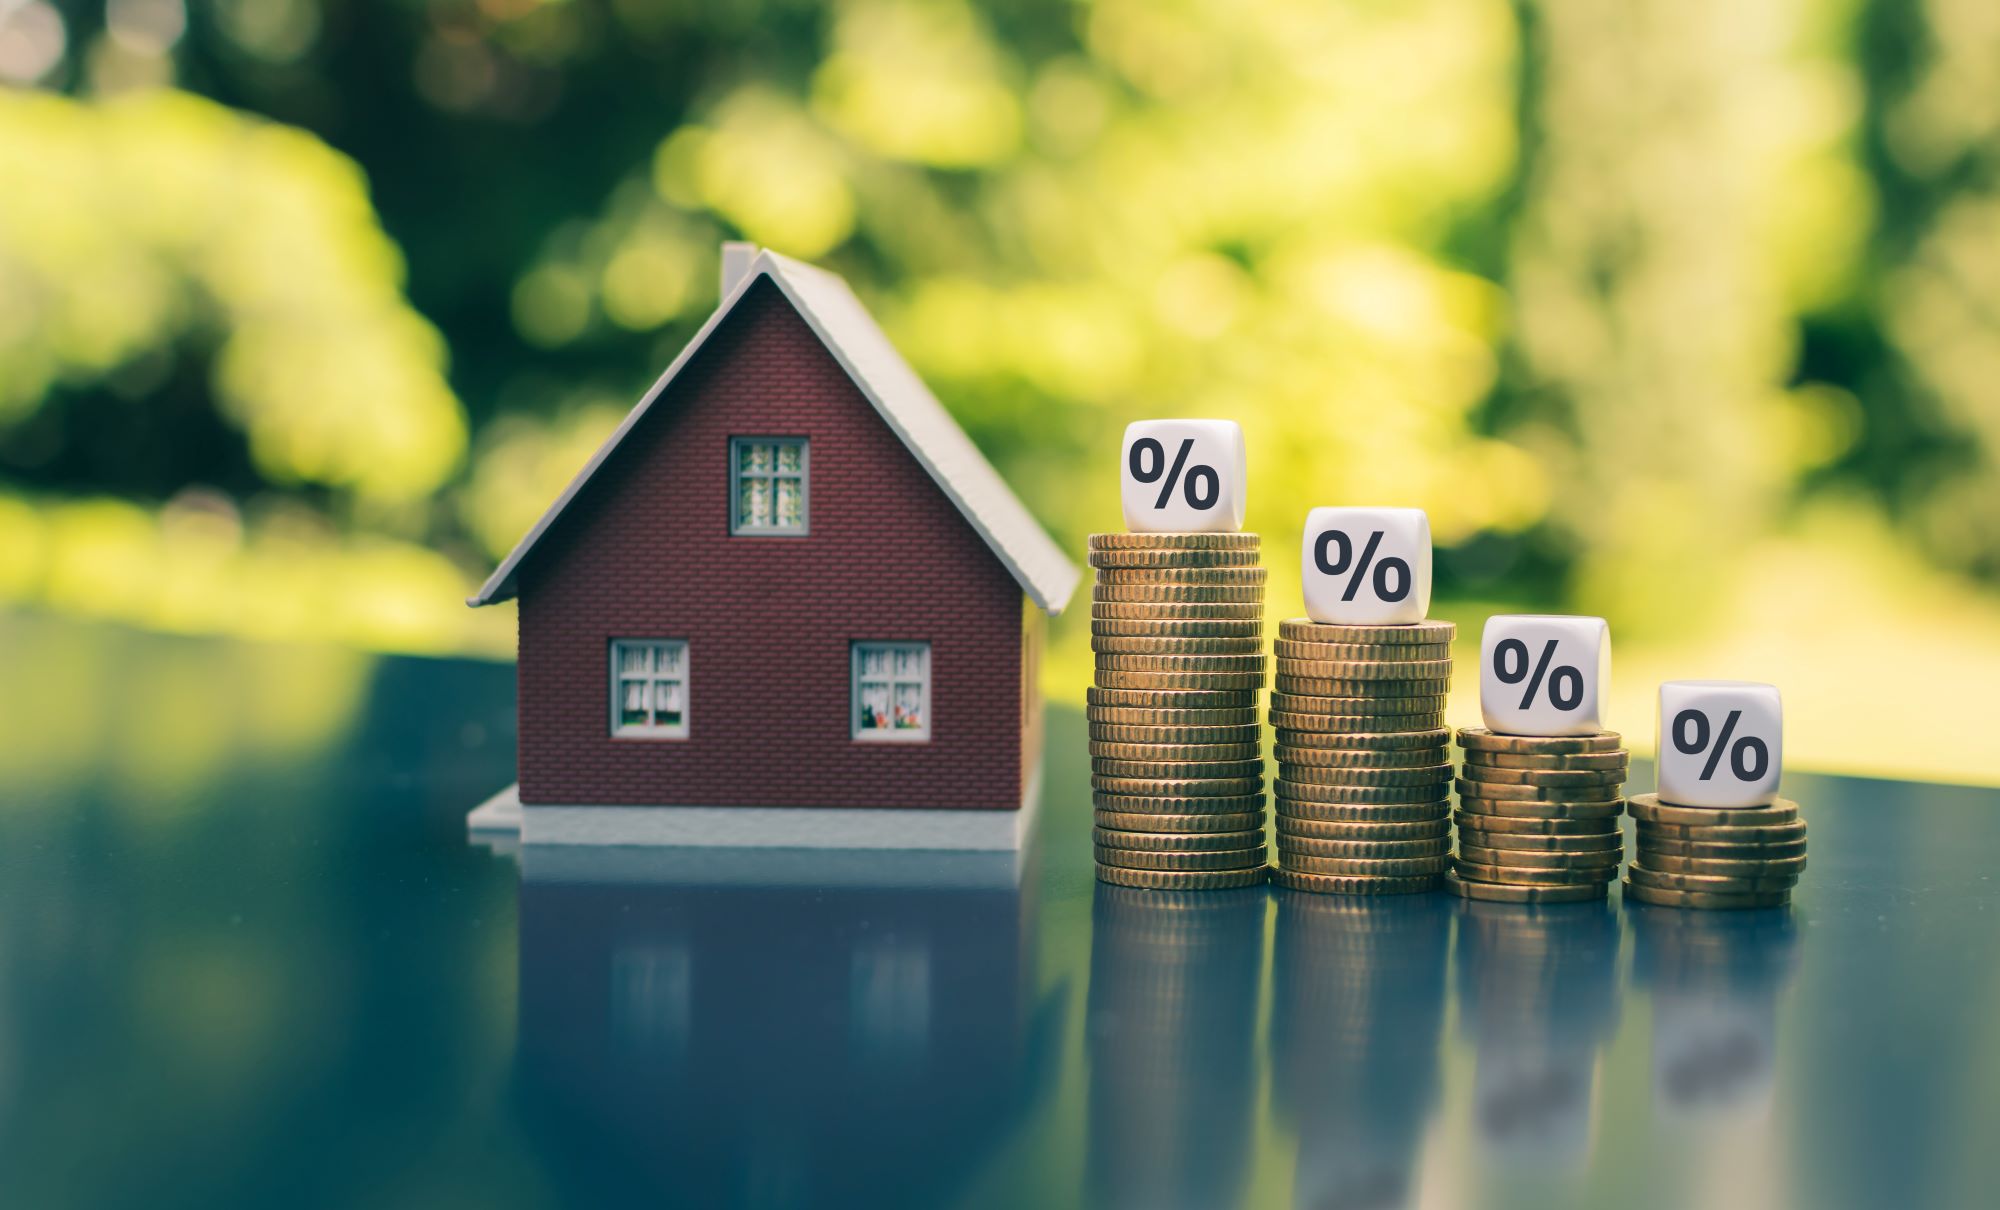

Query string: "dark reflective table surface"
[4, 618, 1999, 1209]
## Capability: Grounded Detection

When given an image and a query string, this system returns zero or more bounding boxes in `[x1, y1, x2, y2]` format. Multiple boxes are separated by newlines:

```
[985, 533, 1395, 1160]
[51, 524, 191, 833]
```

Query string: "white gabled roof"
[468, 250, 1080, 614]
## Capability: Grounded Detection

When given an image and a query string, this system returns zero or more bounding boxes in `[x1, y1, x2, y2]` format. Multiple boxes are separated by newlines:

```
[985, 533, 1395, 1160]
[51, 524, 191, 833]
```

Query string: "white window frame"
[852, 641, 932, 743]
[610, 639, 690, 738]
[730, 436, 810, 536]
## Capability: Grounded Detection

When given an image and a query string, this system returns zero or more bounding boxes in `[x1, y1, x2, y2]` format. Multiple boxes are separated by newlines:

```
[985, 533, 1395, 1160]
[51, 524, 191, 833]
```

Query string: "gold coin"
[1268, 710, 1448, 733]
[1097, 652, 1268, 673]
[1278, 618, 1457, 645]
[1457, 844, 1622, 870]
[1627, 865, 1798, 894]
[1095, 864, 1268, 890]
[1092, 634, 1264, 656]
[1283, 852, 1451, 877]
[1279, 762, 1453, 787]
[1094, 566, 1268, 585]
[1444, 872, 1607, 903]
[1455, 827, 1621, 854]
[1453, 797, 1624, 820]
[1093, 757, 1265, 780]
[1621, 879, 1789, 910]
[1093, 774, 1264, 797]
[1277, 781, 1450, 806]
[1275, 835, 1452, 859]
[1453, 859, 1617, 886]
[1088, 687, 1259, 710]
[1097, 670, 1265, 691]
[1272, 638, 1453, 662]
[1091, 617, 1264, 638]
[1275, 676, 1453, 698]
[1273, 657, 1454, 682]
[1094, 845, 1268, 871]
[1463, 749, 1630, 771]
[1088, 548, 1262, 569]
[1635, 818, 1807, 844]
[1452, 811, 1617, 835]
[1093, 598, 1265, 617]
[1455, 727, 1623, 754]
[1094, 792, 1265, 814]
[1273, 816, 1451, 840]
[1272, 744, 1449, 769]
[1089, 722, 1263, 744]
[1633, 834, 1808, 860]
[1088, 532, 1262, 550]
[1269, 868, 1442, 895]
[1455, 778, 1622, 804]
[1626, 794, 1800, 828]
[1089, 741, 1263, 762]
[1093, 827, 1266, 852]
[1457, 765, 1627, 788]
[1094, 809, 1265, 833]
[1277, 799, 1452, 823]
[1638, 851, 1808, 878]
[1272, 726, 1451, 750]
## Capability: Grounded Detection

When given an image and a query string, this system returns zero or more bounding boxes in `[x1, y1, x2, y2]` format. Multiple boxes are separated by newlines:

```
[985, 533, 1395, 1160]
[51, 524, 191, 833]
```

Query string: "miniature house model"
[467, 244, 1078, 849]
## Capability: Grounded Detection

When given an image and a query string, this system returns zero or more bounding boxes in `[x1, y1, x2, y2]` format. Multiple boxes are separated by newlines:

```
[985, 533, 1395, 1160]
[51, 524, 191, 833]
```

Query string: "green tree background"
[1, 0, 1995, 780]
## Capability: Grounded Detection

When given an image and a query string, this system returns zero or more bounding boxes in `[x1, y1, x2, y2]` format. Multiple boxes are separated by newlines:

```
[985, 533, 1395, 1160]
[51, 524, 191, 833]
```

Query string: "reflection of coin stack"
[1089, 884, 1265, 1210]
[1088, 533, 1268, 889]
[1630, 903, 1801, 1121]
[1448, 729, 1628, 903]
[1271, 894, 1450, 1209]
[1268, 620, 1455, 895]
[1455, 898, 1622, 1165]
[1625, 794, 1807, 909]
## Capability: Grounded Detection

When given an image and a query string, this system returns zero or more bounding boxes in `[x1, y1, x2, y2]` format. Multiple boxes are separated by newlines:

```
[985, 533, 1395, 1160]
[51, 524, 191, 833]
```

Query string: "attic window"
[731, 438, 809, 535]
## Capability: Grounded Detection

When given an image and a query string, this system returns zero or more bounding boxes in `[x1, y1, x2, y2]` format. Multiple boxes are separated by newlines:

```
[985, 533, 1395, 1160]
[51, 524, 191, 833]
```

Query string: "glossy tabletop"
[4, 619, 1998, 1209]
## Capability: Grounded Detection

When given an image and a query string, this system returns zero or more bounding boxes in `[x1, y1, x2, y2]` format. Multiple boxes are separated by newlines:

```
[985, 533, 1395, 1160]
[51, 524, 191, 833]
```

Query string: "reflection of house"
[467, 244, 1077, 848]
[512, 847, 1059, 1208]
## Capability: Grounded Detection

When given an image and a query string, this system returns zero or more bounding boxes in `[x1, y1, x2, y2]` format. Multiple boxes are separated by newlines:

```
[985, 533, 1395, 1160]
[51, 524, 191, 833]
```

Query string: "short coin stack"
[1624, 794, 1807, 909]
[1447, 729, 1629, 903]
[1268, 619, 1456, 895]
[1088, 533, 1269, 889]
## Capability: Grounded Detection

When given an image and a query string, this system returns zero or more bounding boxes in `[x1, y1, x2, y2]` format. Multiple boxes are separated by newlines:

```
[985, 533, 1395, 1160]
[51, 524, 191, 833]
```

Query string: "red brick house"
[466, 245, 1078, 849]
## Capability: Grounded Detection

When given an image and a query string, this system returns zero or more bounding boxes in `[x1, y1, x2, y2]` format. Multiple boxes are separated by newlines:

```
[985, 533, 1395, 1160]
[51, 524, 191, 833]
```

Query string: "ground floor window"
[853, 642, 930, 741]
[611, 639, 689, 737]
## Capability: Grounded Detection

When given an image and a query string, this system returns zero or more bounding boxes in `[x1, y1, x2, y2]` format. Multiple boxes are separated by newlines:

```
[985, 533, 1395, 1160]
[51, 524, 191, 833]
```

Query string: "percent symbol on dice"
[1313, 529, 1411, 603]
[1128, 437, 1220, 510]
[1670, 708, 1770, 782]
[1492, 638, 1584, 711]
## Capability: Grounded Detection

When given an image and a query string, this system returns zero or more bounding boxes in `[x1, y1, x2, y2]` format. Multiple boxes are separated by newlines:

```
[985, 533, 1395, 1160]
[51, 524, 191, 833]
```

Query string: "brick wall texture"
[515, 277, 1031, 810]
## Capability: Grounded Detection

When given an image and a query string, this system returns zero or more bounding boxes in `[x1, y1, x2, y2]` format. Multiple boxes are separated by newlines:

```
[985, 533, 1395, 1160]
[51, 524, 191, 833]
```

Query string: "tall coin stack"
[1624, 794, 1807, 909]
[1268, 620, 1456, 895]
[1447, 729, 1629, 903]
[1088, 533, 1269, 889]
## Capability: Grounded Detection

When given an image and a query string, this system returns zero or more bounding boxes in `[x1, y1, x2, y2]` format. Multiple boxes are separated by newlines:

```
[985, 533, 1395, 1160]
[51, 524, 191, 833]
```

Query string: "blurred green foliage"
[0, 0, 1996, 659]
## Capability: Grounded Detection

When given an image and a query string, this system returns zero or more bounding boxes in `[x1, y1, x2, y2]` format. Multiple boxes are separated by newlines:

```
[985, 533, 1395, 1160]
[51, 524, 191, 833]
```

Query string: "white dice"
[1120, 419, 1247, 533]
[1301, 506, 1432, 625]
[1479, 615, 1611, 736]
[1656, 680, 1782, 807]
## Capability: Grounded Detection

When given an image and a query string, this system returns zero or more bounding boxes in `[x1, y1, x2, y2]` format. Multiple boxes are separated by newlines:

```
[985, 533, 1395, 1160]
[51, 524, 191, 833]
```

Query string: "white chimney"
[720, 241, 758, 298]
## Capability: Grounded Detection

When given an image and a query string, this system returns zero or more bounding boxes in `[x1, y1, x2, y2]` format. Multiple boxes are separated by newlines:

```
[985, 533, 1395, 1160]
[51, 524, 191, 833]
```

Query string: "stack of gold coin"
[1624, 794, 1806, 909]
[1447, 728, 1629, 903]
[1267, 618, 1456, 895]
[1088, 532, 1269, 889]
